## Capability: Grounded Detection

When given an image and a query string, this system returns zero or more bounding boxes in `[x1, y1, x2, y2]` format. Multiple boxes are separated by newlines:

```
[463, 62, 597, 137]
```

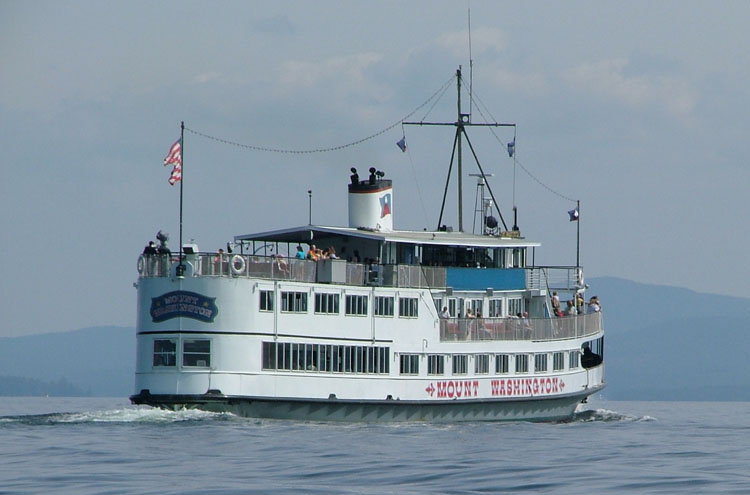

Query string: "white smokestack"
[347, 167, 393, 231]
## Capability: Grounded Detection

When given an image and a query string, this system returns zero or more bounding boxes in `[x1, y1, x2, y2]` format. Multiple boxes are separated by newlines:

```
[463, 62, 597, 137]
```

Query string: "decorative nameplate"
[150, 291, 218, 323]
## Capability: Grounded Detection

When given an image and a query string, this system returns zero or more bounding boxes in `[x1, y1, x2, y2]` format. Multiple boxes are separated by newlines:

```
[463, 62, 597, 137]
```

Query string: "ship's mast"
[404, 67, 515, 233]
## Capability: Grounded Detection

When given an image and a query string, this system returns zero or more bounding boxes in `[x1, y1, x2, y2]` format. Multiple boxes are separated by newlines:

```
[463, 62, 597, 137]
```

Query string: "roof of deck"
[235, 225, 540, 249]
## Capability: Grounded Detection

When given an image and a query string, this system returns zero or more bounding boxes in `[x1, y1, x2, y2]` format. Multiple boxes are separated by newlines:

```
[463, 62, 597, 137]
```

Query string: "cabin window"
[515, 354, 529, 374]
[512, 248, 526, 267]
[427, 354, 444, 375]
[452, 355, 468, 375]
[262, 341, 389, 374]
[495, 354, 509, 374]
[488, 299, 503, 318]
[448, 298, 457, 317]
[534, 354, 548, 373]
[183, 339, 211, 367]
[153, 339, 176, 367]
[569, 350, 580, 369]
[468, 299, 483, 316]
[508, 298, 523, 317]
[399, 354, 420, 375]
[259, 290, 274, 312]
[315, 292, 340, 314]
[475, 354, 490, 374]
[345, 294, 368, 316]
[281, 291, 308, 312]
[553, 352, 565, 371]
[374, 296, 394, 316]
[398, 297, 419, 318]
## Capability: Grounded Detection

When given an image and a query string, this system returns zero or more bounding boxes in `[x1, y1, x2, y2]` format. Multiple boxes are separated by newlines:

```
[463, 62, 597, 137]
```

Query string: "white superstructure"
[131, 171, 605, 422]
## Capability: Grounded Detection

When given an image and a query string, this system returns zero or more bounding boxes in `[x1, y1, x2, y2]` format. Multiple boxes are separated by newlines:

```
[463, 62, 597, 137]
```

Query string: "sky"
[2, 1, 749, 337]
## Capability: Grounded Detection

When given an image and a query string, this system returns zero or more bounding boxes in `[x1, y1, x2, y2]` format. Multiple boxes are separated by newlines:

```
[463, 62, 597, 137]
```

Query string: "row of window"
[399, 351, 580, 376]
[153, 339, 211, 368]
[152, 338, 583, 377]
[262, 342, 389, 374]
[260, 290, 419, 318]
[434, 296, 524, 319]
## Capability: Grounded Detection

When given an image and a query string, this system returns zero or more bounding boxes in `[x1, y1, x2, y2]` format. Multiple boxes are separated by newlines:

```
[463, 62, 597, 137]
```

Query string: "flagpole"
[177, 121, 185, 276]
[576, 200, 581, 268]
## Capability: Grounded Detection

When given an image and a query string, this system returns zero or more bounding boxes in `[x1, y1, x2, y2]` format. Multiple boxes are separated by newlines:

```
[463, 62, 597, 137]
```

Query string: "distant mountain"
[0, 326, 134, 397]
[591, 276, 750, 400]
[1, 279, 748, 400]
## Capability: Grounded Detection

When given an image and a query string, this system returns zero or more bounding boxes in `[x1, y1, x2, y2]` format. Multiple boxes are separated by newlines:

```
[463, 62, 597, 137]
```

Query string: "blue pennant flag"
[507, 139, 515, 157]
[396, 136, 407, 152]
[568, 208, 579, 222]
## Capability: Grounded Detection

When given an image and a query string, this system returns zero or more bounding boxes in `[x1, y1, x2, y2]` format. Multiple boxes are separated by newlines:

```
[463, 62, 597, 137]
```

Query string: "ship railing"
[526, 266, 583, 292]
[137, 253, 450, 288]
[439, 311, 602, 342]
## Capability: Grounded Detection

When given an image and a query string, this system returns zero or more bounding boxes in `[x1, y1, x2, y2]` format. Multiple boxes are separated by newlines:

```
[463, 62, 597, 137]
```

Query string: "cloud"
[486, 67, 548, 95]
[275, 52, 390, 102]
[438, 27, 506, 59]
[192, 72, 222, 84]
[564, 59, 696, 119]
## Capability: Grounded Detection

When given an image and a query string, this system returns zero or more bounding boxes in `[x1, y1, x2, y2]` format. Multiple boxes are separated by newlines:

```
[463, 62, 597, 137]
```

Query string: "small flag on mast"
[163, 138, 182, 186]
[396, 136, 407, 152]
[507, 138, 515, 157]
[568, 207, 579, 222]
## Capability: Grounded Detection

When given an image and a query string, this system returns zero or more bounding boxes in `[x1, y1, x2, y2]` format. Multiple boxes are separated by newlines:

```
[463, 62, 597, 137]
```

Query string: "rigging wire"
[184, 74, 456, 155]
[468, 87, 578, 204]
[401, 123, 431, 229]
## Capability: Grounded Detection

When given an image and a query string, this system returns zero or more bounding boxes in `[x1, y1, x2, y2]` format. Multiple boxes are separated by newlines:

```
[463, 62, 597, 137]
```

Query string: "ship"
[130, 69, 605, 421]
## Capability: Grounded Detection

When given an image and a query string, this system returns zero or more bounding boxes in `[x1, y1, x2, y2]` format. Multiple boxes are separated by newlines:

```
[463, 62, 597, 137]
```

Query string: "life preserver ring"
[137, 255, 146, 274]
[231, 255, 246, 275]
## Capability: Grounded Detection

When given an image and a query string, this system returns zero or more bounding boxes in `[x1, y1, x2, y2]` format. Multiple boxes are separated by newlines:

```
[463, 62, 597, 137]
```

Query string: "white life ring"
[137, 255, 146, 274]
[231, 255, 246, 275]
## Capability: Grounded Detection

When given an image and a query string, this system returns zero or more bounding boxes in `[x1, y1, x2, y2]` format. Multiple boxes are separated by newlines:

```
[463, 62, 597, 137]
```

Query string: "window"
[374, 296, 394, 316]
[315, 292, 340, 314]
[399, 354, 419, 375]
[452, 355, 468, 375]
[475, 354, 489, 374]
[259, 290, 274, 312]
[534, 353, 548, 373]
[345, 294, 368, 316]
[515, 354, 529, 374]
[281, 291, 307, 312]
[262, 342, 389, 374]
[433, 298, 442, 313]
[569, 350, 580, 369]
[488, 299, 503, 317]
[495, 354, 509, 374]
[469, 299, 483, 316]
[448, 298, 457, 317]
[553, 352, 565, 371]
[399, 297, 419, 318]
[508, 298, 523, 318]
[153, 339, 176, 367]
[427, 354, 444, 375]
[183, 339, 210, 367]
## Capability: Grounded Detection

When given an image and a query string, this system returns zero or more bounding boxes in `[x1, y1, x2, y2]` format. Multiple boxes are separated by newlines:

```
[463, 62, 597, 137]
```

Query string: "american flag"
[163, 138, 182, 185]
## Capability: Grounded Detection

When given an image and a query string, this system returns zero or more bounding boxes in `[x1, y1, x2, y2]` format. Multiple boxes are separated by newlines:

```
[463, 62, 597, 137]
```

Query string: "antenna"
[468, 3, 473, 117]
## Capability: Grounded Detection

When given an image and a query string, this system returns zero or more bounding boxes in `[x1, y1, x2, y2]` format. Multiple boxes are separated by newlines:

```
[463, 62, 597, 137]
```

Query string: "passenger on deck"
[551, 291, 561, 314]
[439, 307, 449, 319]
[327, 246, 338, 259]
[565, 300, 577, 316]
[295, 245, 305, 260]
[588, 296, 601, 313]
[307, 244, 319, 261]
[143, 241, 157, 256]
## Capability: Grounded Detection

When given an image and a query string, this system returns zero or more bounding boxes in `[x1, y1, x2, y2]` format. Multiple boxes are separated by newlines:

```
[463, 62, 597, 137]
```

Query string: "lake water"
[1, 397, 749, 494]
